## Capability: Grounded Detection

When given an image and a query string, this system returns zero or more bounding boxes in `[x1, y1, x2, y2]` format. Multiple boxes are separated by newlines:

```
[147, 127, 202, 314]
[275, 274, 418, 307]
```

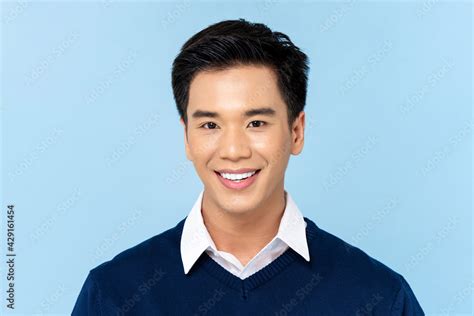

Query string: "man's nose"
[218, 127, 252, 161]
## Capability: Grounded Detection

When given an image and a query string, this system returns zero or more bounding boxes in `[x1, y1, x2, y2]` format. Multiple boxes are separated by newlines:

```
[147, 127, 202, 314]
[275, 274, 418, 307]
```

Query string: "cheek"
[250, 129, 277, 146]
[251, 138, 269, 151]
[252, 131, 289, 154]
[190, 140, 218, 164]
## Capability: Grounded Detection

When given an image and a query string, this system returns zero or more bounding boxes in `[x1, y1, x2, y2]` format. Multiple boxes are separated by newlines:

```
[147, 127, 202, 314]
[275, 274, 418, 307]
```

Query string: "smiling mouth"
[215, 169, 261, 181]
[214, 169, 262, 190]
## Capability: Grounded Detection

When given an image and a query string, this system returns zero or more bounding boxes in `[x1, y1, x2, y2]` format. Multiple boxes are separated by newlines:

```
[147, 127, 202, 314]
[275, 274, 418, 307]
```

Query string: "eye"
[248, 120, 266, 128]
[200, 122, 218, 129]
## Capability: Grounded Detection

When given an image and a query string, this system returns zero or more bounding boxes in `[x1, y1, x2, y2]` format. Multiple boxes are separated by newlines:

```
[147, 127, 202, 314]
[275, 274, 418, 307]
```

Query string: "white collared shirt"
[180, 189, 310, 279]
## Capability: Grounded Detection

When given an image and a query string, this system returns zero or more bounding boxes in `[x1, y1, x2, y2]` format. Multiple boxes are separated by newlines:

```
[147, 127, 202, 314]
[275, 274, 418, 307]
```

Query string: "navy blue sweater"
[72, 217, 424, 315]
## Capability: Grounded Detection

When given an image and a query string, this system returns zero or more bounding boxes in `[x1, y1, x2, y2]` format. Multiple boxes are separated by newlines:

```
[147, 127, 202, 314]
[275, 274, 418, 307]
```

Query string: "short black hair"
[171, 18, 310, 131]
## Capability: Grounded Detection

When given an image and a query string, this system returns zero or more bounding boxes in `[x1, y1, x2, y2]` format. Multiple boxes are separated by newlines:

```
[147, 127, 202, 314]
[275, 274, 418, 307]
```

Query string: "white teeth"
[220, 170, 257, 181]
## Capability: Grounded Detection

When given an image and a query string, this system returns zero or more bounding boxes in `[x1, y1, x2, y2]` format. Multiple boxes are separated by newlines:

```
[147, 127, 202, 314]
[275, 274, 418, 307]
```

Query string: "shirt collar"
[180, 189, 310, 274]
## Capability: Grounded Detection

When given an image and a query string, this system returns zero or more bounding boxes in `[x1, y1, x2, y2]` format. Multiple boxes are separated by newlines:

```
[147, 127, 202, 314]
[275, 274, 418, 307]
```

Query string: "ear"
[291, 111, 305, 155]
[180, 117, 193, 161]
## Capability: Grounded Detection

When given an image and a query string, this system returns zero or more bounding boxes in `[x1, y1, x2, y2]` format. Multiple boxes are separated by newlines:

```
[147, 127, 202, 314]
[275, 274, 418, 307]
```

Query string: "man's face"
[181, 64, 305, 215]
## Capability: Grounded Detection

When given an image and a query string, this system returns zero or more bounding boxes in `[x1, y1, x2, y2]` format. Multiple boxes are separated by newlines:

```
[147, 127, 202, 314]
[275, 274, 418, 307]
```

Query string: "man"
[73, 18, 424, 315]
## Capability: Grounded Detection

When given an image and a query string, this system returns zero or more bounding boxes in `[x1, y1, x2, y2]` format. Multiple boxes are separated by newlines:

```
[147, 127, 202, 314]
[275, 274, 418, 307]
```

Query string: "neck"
[201, 188, 287, 266]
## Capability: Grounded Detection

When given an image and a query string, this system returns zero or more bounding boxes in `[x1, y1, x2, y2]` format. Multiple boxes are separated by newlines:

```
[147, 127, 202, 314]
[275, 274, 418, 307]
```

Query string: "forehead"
[187, 64, 285, 118]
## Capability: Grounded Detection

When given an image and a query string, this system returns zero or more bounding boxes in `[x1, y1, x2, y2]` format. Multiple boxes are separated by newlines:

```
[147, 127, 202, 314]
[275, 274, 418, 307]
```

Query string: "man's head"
[171, 19, 310, 214]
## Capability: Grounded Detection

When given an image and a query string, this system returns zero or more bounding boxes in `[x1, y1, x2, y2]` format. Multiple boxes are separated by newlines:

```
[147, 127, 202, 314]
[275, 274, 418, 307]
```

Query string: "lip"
[215, 169, 261, 191]
[215, 168, 259, 174]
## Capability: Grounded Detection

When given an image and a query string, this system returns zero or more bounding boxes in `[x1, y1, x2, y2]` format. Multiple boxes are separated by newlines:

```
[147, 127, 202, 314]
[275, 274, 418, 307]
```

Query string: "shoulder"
[306, 217, 401, 282]
[305, 218, 415, 293]
[310, 220, 401, 288]
[304, 218, 424, 314]
[89, 217, 185, 283]
[72, 218, 186, 314]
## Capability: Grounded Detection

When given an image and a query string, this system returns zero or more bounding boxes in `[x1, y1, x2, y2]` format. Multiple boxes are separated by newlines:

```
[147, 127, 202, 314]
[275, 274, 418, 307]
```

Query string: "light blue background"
[1, 1, 472, 315]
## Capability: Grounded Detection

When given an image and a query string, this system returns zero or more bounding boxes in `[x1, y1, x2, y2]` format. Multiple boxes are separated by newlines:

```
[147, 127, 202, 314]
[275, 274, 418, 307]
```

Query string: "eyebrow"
[191, 107, 277, 120]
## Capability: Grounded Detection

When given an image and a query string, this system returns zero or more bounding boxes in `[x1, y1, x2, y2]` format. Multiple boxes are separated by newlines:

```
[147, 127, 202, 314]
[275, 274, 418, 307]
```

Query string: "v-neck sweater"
[180, 189, 310, 280]
[72, 216, 425, 315]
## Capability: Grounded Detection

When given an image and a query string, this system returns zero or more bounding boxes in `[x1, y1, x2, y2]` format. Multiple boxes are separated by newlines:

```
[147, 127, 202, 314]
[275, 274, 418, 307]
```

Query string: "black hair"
[171, 18, 310, 131]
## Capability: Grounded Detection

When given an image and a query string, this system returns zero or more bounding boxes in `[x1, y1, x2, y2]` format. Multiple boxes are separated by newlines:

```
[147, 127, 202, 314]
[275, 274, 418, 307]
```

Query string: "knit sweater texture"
[72, 216, 425, 315]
